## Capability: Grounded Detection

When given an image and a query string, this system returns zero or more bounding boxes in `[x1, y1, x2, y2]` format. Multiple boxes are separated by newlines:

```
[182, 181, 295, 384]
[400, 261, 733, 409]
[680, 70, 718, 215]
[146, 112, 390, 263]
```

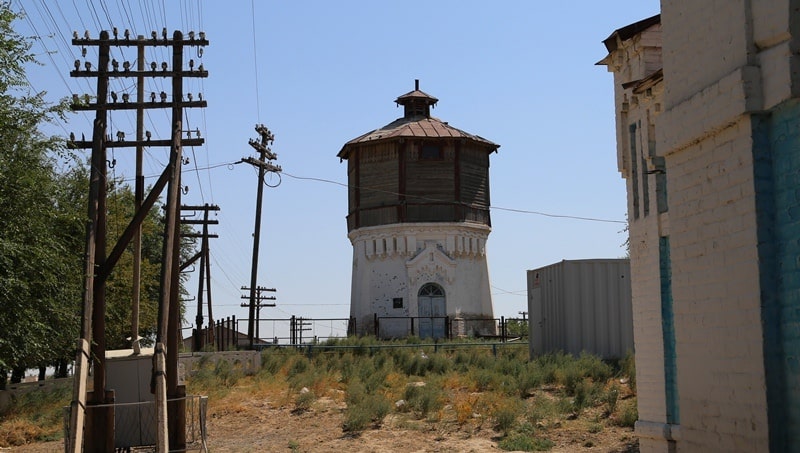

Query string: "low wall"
[0, 377, 73, 412]
[0, 350, 261, 412]
[179, 350, 261, 376]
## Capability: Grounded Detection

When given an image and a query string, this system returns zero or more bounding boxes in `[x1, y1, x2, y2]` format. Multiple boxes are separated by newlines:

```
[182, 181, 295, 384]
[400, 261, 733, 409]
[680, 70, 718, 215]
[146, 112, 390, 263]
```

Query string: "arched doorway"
[418, 283, 446, 339]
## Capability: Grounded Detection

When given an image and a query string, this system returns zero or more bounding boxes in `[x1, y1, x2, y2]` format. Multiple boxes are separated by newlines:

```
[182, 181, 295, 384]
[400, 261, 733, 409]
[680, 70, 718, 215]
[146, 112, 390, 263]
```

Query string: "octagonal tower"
[338, 81, 499, 338]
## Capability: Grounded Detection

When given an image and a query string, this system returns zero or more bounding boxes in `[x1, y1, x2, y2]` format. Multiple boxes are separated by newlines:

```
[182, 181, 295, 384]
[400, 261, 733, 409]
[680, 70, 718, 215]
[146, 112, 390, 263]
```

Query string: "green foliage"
[516, 364, 544, 398]
[587, 422, 603, 433]
[189, 357, 240, 391]
[498, 423, 554, 452]
[620, 350, 636, 393]
[260, 349, 291, 375]
[504, 318, 529, 337]
[294, 390, 316, 412]
[0, 385, 71, 446]
[572, 379, 602, 413]
[498, 433, 554, 452]
[492, 398, 521, 434]
[0, 3, 76, 373]
[0, 3, 197, 374]
[403, 383, 445, 418]
[604, 384, 620, 415]
[343, 378, 391, 432]
[617, 401, 638, 427]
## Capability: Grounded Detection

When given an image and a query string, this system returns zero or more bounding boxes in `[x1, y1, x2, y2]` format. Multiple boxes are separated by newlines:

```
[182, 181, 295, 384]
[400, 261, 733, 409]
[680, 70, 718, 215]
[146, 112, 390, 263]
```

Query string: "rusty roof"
[338, 115, 499, 159]
[395, 89, 438, 105]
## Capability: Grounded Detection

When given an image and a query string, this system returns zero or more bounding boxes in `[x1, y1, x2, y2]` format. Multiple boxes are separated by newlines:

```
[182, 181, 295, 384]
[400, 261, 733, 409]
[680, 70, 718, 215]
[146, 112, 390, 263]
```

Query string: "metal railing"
[64, 395, 207, 452]
[374, 315, 528, 342]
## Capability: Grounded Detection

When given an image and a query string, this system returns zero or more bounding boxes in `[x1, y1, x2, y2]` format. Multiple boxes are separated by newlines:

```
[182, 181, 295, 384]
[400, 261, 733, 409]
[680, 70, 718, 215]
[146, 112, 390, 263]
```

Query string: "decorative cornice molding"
[350, 222, 491, 261]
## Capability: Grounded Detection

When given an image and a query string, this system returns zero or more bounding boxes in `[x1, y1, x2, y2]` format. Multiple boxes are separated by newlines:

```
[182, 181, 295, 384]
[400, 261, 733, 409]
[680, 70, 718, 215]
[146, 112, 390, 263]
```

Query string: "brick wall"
[656, 0, 794, 450]
[601, 20, 672, 451]
[663, 120, 769, 451]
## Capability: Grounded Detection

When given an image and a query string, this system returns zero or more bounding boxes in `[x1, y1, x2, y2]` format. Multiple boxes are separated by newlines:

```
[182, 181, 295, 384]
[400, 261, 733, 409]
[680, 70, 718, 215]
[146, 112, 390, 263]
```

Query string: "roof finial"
[415, 79, 419, 91]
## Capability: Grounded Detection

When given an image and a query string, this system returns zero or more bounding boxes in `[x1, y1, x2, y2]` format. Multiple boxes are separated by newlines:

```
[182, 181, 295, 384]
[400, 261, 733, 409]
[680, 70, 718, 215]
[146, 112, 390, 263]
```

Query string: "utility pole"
[67, 29, 207, 453]
[241, 125, 281, 349]
[181, 204, 220, 351]
[290, 316, 312, 345]
[240, 286, 276, 344]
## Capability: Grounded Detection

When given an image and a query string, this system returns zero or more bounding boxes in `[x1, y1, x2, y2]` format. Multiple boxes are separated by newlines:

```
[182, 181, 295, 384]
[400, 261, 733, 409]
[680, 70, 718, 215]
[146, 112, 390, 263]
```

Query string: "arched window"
[418, 283, 444, 297]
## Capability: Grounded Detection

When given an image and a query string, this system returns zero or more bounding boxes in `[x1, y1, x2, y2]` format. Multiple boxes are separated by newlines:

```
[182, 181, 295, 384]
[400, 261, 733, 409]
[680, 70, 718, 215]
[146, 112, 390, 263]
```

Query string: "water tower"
[338, 81, 499, 338]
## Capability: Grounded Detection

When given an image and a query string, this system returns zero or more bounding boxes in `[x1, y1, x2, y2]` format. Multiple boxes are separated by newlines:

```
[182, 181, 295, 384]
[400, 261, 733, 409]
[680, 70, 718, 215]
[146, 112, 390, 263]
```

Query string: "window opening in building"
[629, 123, 640, 219]
[420, 143, 442, 160]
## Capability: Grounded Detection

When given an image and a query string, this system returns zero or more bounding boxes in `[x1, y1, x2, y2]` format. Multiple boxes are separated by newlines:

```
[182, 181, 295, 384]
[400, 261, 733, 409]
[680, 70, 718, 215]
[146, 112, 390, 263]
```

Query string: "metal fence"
[188, 315, 527, 350]
[374, 315, 528, 342]
[63, 395, 208, 452]
[238, 317, 353, 346]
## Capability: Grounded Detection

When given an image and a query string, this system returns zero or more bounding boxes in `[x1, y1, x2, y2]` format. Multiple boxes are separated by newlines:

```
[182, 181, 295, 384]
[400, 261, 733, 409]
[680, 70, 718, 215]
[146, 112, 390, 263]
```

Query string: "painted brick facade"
[603, 1, 800, 451]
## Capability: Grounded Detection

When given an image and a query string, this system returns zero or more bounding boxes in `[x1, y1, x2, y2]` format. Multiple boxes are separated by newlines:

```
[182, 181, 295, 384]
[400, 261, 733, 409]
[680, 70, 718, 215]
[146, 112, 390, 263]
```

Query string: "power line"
[491, 285, 527, 296]
[280, 171, 627, 225]
[250, 0, 260, 122]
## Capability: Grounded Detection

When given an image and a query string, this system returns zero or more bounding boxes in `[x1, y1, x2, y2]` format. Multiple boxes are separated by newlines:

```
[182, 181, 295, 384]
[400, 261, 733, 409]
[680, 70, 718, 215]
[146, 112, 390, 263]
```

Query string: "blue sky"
[13, 1, 659, 337]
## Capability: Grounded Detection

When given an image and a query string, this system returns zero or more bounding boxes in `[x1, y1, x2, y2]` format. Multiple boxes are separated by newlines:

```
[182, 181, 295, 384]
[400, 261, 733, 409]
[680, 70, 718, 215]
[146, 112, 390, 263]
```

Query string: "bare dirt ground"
[6, 393, 638, 453]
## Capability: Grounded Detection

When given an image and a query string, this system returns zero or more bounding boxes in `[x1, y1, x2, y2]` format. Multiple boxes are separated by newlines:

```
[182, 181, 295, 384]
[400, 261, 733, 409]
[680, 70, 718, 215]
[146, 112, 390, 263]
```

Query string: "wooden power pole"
[67, 29, 208, 453]
[241, 125, 281, 349]
[181, 204, 220, 351]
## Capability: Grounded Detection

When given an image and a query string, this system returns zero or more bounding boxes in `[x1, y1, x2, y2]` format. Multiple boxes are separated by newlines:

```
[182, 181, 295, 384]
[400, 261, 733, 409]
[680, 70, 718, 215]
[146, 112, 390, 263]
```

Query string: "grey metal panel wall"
[528, 259, 633, 359]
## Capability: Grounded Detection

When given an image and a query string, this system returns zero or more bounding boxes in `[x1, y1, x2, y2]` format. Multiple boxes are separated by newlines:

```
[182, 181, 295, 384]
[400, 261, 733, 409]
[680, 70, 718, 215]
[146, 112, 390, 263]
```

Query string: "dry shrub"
[0, 419, 44, 447]
[491, 397, 522, 434]
[441, 371, 469, 391]
[453, 393, 478, 425]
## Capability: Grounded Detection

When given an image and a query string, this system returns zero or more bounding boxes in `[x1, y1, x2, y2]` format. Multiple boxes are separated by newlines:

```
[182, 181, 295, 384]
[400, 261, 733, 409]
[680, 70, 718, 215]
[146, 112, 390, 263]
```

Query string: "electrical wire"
[491, 285, 526, 296]
[250, 0, 261, 122]
[280, 171, 627, 225]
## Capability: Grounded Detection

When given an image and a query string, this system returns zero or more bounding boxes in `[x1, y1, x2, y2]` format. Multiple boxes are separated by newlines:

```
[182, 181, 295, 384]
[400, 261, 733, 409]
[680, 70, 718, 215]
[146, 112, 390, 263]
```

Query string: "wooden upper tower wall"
[338, 81, 499, 232]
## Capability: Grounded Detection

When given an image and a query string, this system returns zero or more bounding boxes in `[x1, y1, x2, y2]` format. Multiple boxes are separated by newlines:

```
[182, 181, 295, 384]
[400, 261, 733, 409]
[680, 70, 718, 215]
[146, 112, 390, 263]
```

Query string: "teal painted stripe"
[753, 99, 800, 450]
[659, 236, 679, 424]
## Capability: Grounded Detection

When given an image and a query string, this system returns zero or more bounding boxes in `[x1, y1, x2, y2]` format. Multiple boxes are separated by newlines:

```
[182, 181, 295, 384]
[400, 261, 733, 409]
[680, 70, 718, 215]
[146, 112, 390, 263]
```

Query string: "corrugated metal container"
[527, 259, 633, 359]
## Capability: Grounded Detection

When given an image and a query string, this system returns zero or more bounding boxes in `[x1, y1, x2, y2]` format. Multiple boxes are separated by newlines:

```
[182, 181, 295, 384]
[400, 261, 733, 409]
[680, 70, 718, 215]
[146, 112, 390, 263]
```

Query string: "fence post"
[411, 317, 415, 337]
[374, 313, 379, 338]
[232, 315, 237, 349]
[501, 316, 506, 343]
[446, 316, 451, 340]
[215, 319, 220, 351]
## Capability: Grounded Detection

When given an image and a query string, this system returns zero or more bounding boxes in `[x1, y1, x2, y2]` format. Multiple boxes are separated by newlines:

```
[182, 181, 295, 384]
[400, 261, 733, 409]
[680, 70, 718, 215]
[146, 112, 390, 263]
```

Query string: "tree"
[0, 2, 75, 385]
[0, 3, 195, 385]
[505, 318, 529, 338]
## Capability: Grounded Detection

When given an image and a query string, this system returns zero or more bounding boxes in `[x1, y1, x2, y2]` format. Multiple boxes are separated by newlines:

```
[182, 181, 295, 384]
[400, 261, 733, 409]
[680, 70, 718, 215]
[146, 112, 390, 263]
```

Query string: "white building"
[600, 3, 800, 451]
[338, 81, 499, 338]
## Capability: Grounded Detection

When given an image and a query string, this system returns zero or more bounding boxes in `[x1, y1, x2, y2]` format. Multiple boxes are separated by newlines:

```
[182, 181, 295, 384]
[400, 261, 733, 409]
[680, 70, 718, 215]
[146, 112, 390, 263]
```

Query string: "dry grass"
[4, 340, 638, 452]
[183, 340, 638, 451]
[0, 385, 69, 447]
